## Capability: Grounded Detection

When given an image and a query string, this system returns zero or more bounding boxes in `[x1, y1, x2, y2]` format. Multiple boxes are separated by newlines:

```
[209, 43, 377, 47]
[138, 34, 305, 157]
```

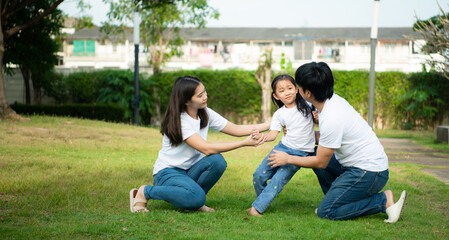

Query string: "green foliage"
[400, 72, 449, 129]
[64, 71, 105, 103]
[10, 103, 125, 122]
[150, 69, 261, 123]
[333, 70, 369, 115]
[375, 71, 409, 128]
[96, 70, 153, 124]
[41, 70, 153, 124]
[41, 71, 69, 103]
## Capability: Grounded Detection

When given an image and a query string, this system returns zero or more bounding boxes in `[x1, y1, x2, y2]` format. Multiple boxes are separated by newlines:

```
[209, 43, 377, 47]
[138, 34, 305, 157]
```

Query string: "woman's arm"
[185, 133, 264, 156]
[267, 145, 334, 169]
[220, 121, 270, 137]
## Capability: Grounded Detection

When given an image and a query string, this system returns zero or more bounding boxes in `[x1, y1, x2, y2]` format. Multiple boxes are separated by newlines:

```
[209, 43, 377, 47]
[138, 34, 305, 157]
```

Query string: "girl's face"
[186, 83, 208, 110]
[273, 80, 298, 108]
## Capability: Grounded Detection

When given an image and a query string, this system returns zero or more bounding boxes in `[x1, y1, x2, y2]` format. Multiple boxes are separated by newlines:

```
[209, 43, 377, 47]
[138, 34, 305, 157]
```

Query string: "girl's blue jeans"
[313, 155, 389, 220]
[252, 141, 310, 213]
[143, 153, 227, 211]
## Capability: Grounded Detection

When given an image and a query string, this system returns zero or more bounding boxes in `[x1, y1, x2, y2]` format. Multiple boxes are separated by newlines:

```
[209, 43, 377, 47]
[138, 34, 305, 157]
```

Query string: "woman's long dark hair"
[160, 76, 209, 146]
[271, 74, 312, 117]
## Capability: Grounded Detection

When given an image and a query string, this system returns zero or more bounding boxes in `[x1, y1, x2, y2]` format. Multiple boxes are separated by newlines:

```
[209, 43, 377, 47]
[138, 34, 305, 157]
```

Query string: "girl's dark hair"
[271, 74, 312, 117]
[160, 76, 209, 146]
[295, 61, 334, 102]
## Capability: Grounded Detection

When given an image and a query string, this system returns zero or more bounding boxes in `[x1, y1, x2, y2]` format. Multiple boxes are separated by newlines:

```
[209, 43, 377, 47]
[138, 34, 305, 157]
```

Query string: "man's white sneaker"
[384, 190, 407, 223]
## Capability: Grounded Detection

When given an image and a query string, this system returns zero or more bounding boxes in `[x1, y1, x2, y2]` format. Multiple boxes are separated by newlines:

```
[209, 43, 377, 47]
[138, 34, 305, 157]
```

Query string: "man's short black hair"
[295, 62, 334, 102]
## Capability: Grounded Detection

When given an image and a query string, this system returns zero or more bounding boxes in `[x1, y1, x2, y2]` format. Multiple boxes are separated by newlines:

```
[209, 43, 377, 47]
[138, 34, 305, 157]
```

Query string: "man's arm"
[267, 145, 335, 169]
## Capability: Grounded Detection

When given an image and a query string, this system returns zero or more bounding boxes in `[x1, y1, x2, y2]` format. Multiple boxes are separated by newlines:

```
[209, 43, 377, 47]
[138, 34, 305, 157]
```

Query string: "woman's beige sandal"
[129, 188, 148, 213]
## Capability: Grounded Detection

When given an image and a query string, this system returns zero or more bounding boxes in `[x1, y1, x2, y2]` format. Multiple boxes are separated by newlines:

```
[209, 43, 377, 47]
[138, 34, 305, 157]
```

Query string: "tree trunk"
[31, 71, 42, 104]
[256, 66, 272, 123]
[150, 66, 162, 126]
[20, 65, 31, 104]
[0, 17, 26, 120]
[261, 67, 272, 122]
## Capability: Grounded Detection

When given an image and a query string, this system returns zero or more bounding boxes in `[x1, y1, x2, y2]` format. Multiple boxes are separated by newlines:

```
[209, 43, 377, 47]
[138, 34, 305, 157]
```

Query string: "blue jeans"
[313, 156, 389, 220]
[143, 153, 227, 211]
[252, 141, 311, 213]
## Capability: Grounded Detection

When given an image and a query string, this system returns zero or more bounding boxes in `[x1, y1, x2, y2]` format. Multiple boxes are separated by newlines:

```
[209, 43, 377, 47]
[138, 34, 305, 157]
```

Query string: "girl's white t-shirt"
[318, 94, 388, 172]
[152, 107, 228, 175]
[270, 105, 315, 153]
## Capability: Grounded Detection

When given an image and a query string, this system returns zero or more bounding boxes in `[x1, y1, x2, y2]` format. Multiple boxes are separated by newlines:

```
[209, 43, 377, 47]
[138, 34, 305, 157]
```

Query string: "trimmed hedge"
[10, 103, 126, 123]
[39, 68, 449, 129]
[41, 70, 152, 124]
[150, 69, 262, 123]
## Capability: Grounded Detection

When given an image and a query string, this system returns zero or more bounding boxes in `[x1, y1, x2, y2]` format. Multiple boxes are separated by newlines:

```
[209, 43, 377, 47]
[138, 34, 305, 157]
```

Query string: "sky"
[58, 0, 449, 28]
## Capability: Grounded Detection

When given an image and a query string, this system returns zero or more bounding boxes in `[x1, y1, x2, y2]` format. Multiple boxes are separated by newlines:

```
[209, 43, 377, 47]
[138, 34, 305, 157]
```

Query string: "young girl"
[248, 74, 316, 217]
[130, 76, 269, 213]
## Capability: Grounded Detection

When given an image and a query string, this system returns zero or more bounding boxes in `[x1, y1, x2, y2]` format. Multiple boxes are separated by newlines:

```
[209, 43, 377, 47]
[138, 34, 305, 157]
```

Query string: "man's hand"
[267, 149, 290, 167]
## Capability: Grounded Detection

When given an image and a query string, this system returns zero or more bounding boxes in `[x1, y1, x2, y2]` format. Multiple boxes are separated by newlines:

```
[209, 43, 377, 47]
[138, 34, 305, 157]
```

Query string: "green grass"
[1, 116, 448, 239]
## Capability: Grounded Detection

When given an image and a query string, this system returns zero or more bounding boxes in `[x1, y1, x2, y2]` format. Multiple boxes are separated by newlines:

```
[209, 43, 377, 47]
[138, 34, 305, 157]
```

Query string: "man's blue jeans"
[252, 141, 310, 213]
[313, 156, 389, 220]
[143, 153, 227, 211]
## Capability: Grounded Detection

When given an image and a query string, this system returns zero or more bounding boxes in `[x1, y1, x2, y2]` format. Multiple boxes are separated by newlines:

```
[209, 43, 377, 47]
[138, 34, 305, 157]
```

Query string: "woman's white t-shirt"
[270, 105, 315, 153]
[152, 107, 228, 175]
[318, 94, 388, 172]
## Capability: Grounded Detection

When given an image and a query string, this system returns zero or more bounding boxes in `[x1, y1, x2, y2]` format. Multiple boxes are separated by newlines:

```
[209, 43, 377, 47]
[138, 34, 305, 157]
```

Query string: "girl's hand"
[312, 110, 319, 124]
[267, 149, 289, 167]
[244, 133, 265, 146]
[251, 129, 260, 139]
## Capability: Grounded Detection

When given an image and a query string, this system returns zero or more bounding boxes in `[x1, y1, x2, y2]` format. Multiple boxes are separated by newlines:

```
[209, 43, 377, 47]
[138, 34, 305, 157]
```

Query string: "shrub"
[400, 72, 449, 129]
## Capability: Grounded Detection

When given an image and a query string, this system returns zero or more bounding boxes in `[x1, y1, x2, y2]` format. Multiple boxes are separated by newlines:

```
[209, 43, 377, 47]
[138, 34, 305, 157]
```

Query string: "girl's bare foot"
[198, 205, 215, 212]
[248, 207, 262, 217]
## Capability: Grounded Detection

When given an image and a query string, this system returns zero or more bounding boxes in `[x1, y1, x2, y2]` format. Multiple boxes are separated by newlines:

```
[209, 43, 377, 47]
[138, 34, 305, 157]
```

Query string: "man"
[267, 62, 406, 223]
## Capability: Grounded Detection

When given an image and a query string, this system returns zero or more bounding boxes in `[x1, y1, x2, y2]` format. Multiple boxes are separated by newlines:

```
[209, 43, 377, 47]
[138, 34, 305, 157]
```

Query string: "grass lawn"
[1, 116, 448, 239]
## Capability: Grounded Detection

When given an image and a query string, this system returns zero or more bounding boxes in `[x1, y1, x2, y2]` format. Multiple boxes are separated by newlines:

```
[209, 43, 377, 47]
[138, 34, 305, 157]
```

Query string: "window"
[73, 40, 95, 56]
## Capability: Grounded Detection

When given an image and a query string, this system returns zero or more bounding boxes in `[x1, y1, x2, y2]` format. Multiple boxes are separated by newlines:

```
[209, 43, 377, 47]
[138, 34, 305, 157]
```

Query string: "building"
[59, 26, 426, 73]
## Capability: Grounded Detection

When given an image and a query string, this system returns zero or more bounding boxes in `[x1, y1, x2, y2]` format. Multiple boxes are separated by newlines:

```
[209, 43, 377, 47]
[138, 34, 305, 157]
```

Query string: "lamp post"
[133, 2, 141, 125]
[368, 0, 380, 128]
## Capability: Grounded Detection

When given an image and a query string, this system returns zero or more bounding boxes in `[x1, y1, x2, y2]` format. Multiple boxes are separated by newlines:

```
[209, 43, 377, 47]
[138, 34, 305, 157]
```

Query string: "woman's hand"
[244, 131, 266, 146]
[267, 149, 290, 167]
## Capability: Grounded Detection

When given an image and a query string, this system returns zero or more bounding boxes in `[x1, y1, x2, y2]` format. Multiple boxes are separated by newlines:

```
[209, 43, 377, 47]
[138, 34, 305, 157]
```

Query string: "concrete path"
[380, 138, 449, 184]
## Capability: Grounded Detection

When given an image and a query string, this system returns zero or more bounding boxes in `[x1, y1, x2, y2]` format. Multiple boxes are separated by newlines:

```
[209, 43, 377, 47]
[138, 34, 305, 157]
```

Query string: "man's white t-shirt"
[152, 107, 228, 175]
[318, 94, 388, 172]
[270, 105, 315, 153]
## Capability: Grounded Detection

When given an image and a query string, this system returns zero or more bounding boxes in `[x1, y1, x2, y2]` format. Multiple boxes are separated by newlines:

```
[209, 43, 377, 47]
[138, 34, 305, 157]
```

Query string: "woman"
[130, 76, 269, 213]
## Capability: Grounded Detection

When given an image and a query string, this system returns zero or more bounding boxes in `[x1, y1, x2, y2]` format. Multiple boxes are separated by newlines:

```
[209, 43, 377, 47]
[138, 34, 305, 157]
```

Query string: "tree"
[255, 48, 273, 122]
[413, 4, 449, 80]
[0, 0, 65, 120]
[4, 0, 64, 104]
[102, 0, 219, 75]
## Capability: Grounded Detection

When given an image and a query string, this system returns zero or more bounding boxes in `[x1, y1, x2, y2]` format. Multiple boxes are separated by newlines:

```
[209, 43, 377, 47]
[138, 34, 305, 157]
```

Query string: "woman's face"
[186, 83, 208, 110]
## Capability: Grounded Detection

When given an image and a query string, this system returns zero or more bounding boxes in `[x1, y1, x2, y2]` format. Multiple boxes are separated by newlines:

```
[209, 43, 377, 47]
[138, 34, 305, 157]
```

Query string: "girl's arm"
[185, 133, 264, 156]
[220, 121, 270, 137]
[253, 130, 279, 142]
